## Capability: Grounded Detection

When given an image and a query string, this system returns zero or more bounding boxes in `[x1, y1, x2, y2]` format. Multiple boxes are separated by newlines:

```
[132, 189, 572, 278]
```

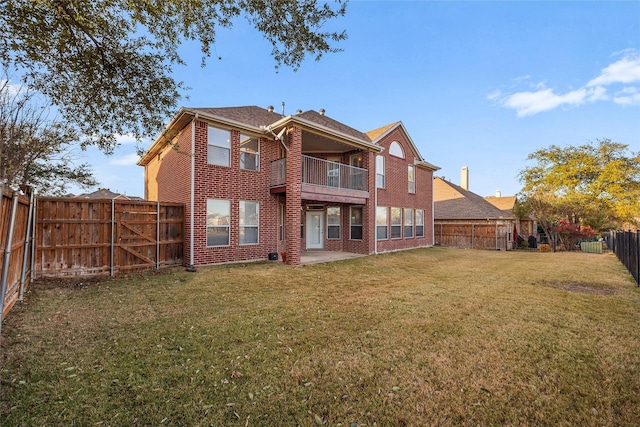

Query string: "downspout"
[186, 114, 198, 272]
[431, 193, 436, 246]
[373, 154, 376, 255]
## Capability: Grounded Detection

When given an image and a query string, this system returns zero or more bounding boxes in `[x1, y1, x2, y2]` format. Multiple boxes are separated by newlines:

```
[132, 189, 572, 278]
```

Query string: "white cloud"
[613, 86, 640, 105]
[109, 152, 141, 166]
[494, 51, 640, 116]
[587, 55, 640, 87]
[502, 87, 590, 117]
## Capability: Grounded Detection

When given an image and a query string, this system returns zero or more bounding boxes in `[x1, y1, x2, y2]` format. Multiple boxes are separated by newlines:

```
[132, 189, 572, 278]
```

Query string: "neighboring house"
[138, 106, 439, 266]
[433, 176, 516, 250]
[75, 188, 144, 201]
[484, 193, 537, 242]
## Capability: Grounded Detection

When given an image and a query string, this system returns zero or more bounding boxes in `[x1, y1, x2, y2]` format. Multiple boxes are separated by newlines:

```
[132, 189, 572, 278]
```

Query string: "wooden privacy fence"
[1, 188, 35, 326]
[434, 222, 510, 250]
[606, 230, 639, 286]
[36, 198, 184, 277]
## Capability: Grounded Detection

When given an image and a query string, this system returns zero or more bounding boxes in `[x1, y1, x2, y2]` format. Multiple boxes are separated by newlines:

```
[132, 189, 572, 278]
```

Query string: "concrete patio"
[300, 251, 365, 265]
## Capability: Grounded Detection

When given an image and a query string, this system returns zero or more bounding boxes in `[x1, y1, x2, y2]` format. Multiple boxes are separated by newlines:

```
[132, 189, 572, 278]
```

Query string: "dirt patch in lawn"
[539, 280, 617, 295]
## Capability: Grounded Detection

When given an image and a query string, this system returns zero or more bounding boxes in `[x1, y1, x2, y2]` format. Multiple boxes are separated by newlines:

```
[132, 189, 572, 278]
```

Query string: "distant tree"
[519, 139, 640, 233]
[554, 219, 596, 251]
[0, 0, 348, 152]
[0, 74, 97, 195]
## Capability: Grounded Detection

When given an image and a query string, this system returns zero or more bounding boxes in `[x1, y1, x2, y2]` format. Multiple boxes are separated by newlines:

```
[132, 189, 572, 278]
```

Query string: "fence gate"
[114, 203, 159, 272]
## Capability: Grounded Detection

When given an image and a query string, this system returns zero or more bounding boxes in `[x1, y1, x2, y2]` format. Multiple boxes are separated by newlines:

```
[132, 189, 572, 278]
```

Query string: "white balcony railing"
[270, 155, 368, 192]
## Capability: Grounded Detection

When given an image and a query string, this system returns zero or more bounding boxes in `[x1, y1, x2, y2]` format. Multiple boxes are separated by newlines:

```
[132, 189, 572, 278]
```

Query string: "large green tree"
[519, 139, 640, 233]
[0, 0, 348, 152]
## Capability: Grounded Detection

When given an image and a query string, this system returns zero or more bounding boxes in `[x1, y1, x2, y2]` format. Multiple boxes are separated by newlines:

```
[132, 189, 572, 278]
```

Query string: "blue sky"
[75, 0, 640, 198]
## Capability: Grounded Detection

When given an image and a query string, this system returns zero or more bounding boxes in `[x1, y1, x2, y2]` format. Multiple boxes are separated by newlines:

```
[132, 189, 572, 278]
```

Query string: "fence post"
[156, 201, 160, 271]
[0, 188, 21, 331]
[19, 190, 35, 301]
[110, 199, 115, 277]
[30, 197, 37, 281]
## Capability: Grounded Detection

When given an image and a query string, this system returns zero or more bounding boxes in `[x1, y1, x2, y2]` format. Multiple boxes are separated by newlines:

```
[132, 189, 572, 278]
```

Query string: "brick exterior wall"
[374, 128, 435, 253]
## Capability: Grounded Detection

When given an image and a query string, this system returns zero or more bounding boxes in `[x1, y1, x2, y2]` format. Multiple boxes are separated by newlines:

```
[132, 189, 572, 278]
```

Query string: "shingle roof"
[75, 188, 143, 200]
[296, 110, 372, 142]
[190, 106, 284, 128]
[434, 178, 514, 220]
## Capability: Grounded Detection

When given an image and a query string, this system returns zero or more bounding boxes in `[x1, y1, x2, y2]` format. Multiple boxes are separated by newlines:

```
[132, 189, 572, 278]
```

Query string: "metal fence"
[606, 230, 639, 286]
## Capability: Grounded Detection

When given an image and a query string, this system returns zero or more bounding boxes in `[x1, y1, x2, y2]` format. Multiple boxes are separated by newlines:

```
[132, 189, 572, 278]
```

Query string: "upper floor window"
[240, 134, 259, 171]
[376, 155, 385, 188]
[208, 126, 231, 167]
[389, 141, 404, 158]
[408, 165, 415, 194]
[206, 199, 230, 246]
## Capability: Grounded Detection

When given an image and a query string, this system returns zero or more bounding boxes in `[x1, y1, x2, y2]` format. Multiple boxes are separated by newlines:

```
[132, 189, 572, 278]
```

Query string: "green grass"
[2, 248, 640, 426]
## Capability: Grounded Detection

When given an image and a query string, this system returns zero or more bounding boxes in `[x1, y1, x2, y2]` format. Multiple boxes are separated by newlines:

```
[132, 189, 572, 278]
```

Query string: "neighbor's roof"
[434, 177, 514, 220]
[75, 188, 143, 200]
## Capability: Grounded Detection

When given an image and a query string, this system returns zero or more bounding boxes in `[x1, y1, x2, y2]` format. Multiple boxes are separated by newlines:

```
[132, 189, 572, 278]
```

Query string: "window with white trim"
[391, 207, 402, 239]
[207, 126, 231, 167]
[350, 206, 363, 240]
[206, 199, 230, 246]
[376, 155, 385, 188]
[240, 134, 259, 171]
[404, 208, 414, 238]
[327, 207, 340, 239]
[408, 165, 415, 194]
[239, 201, 259, 245]
[416, 209, 425, 237]
[376, 206, 388, 240]
[389, 141, 404, 158]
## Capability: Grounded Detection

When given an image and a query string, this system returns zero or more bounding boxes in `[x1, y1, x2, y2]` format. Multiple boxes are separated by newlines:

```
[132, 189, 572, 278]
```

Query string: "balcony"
[271, 155, 369, 204]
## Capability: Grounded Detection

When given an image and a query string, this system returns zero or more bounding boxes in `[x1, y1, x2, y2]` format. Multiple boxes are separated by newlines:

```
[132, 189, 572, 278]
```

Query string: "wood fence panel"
[1, 189, 33, 320]
[36, 198, 184, 277]
[435, 222, 509, 250]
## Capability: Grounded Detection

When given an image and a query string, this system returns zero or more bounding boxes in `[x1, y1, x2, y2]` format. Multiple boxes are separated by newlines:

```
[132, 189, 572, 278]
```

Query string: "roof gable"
[484, 195, 518, 211]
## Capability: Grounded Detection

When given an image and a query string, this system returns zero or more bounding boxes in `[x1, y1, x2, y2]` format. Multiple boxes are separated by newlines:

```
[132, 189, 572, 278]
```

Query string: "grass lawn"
[1, 247, 640, 426]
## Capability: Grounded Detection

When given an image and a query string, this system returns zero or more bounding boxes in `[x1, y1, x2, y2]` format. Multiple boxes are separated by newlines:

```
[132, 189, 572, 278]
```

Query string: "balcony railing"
[270, 155, 368, 192]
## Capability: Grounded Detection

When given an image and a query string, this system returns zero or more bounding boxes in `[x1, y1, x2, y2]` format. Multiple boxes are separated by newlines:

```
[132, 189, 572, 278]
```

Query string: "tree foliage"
[0, 0, 348, 151]
[519, 139, 640, 231]
[0, 73, 97, 195]
[554, 219, 596, 251]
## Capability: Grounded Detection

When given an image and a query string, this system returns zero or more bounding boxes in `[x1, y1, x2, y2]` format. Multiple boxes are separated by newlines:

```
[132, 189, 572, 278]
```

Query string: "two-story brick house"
[138, 106, 439, 266]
